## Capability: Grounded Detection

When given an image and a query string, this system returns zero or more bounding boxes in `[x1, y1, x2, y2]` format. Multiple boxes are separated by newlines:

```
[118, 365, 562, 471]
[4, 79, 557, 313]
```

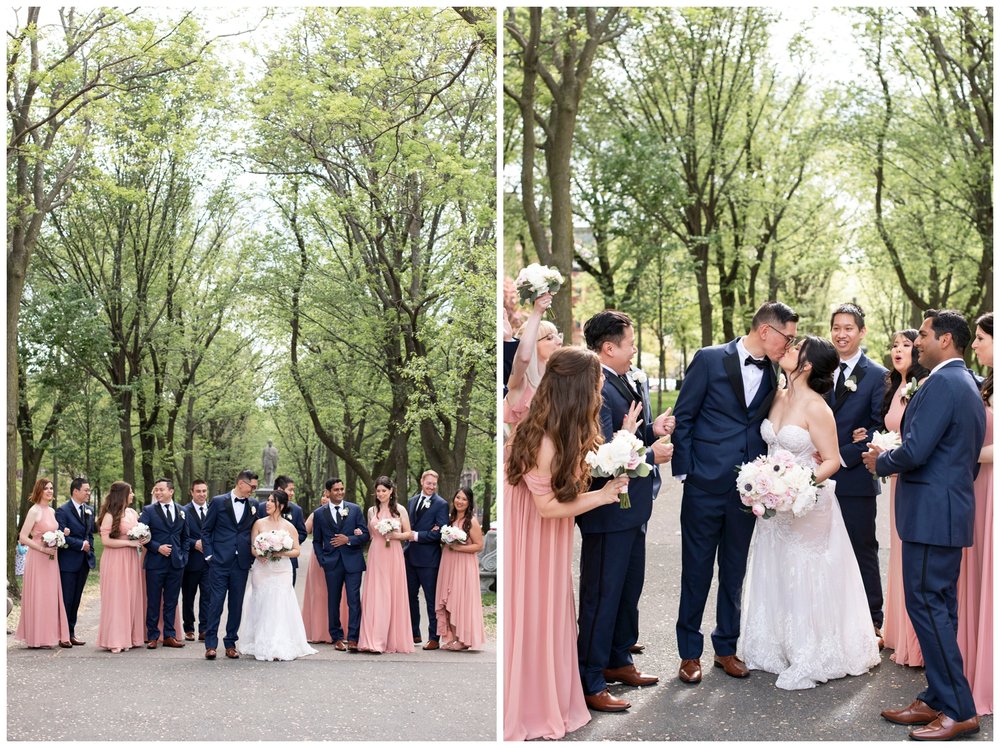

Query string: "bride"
[738, 336, 880, 690]
[238, 490, 317, 661]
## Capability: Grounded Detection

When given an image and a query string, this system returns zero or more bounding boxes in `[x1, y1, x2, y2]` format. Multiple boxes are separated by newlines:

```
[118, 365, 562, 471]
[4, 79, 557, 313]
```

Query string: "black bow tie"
[744, 355, 768, 370]
[235, 498, 247, 504]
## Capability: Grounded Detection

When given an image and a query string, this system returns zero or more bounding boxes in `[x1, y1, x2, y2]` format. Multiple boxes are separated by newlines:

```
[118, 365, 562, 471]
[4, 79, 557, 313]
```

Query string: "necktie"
[744, 355, 768, 370]
[78, 505, 86, 524]
[836, 362, 848, 395]
[199, 507, 205, 523]
[165, 505, 172, 524]
[332, 505, 340, 526]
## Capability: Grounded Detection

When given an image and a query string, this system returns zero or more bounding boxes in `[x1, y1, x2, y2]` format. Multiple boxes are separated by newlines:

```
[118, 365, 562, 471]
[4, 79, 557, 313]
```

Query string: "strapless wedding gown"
[737, 419, 880, 690]
[238, 558, 317, 661]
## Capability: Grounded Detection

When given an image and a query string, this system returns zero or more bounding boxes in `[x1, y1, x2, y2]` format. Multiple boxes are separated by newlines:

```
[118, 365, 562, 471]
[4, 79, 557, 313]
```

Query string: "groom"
[864, 310, 985, 740]
[201, 470, 260, 660]
[671, 301, 797, 684]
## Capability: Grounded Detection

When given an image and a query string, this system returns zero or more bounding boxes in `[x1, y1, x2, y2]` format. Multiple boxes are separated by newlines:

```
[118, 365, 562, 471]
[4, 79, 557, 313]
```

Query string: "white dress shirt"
[736, 338, 766, 407]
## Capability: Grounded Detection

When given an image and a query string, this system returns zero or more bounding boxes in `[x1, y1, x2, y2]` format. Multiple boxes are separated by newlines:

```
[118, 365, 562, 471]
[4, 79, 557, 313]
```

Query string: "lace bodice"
[762, 419, 819, 468]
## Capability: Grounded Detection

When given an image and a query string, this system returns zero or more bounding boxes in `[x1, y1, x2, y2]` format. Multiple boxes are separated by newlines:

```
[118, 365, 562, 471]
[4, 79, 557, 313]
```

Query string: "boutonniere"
[902, 379, 921, 401]
[778, 372, 787, 389]
[180, 511, 185, 520]
[85, 508, 92, 515]
[339, 507, 349, 518]
[250, 506, 257, 516]
[631, 369, 647, 385]
[843, 376, 857, 392]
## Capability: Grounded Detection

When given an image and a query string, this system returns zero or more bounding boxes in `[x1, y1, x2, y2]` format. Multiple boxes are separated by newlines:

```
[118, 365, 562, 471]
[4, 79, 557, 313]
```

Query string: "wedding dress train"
[238, 557, 317, 661]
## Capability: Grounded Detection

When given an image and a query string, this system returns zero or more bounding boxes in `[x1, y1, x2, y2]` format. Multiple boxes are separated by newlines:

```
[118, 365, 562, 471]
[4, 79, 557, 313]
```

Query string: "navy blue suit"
[181, 501, 210, 635]
[828, 352, 888, 627]
[280, 502, 308, 586]
[875, 359, 985, 722]
[54, 500, 96, 639]
[313, 501, 369, 642]
[139, 502, 189, 641]
[201, 492, 260, 650]
[576, 367, 659, 695]
[671, 339, 776, 660]
[404, 493, 448, 641]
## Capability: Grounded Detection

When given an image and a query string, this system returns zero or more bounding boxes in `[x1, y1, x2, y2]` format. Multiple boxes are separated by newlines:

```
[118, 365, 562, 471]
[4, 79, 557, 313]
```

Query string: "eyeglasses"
[765, 323, 796, 350]
[240, 479, 259, 492]
[539, 332, 564, 344]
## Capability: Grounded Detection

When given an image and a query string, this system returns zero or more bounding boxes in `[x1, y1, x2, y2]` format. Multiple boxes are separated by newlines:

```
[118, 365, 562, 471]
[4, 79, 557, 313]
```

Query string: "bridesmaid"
[358, 476, 414, 654]
[96, 482, 148, 653]
[870, 330, 928, 666]
[435, 486, 486, 651]
[14, 479, 71, 648]
[958, 312, 993, 715]
[504, 292, 561, 426]
[504, 347, 627, 741]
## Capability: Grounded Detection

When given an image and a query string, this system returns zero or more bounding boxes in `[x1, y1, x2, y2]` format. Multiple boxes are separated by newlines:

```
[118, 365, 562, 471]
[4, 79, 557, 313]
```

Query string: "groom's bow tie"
[744, 355, 768, 370]
[235, 498, 247, 504]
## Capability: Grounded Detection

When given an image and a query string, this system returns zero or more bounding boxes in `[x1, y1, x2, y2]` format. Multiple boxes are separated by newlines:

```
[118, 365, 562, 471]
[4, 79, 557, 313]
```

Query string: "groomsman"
[578, 311, 674, 712]
[181, 479, 211, 641]
[140, 478, 189, 648]
[273, 475, 308, 586]
[827, 303, 888, 643]
[672, 301, 797, 685]
[404, 470, 449, 649]
[865, 309, 985, 740]
[54, 477, 95, 646]
[313, 477, 369, 650]
[202, 470, 260, 660]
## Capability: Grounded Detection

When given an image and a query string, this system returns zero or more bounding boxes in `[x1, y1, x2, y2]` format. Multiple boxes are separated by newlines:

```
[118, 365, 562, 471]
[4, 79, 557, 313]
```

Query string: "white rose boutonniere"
[843, 377, 857, 392]
[339, 506, 349, 518]
[902, 379, 921, 401]
[778, 372, 788, 390]
[631, 369, 647, 385]
[250, 506, 257, 516]
[180, 511, 186, 520]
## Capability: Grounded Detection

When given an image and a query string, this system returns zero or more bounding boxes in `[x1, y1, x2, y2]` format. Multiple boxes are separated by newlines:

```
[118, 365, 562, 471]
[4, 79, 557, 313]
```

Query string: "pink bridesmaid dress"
[14, 506, 70, 647]
[358, 509, 414, 654]
[301, 544, 351, 643]
[882, 384, 923, 665]
[957, 403, 993, 715]
[96, 508, 146, 651]
[503, 382, 536, 426]
[504, 471, 590, 741]
[435, 531, 486, 650]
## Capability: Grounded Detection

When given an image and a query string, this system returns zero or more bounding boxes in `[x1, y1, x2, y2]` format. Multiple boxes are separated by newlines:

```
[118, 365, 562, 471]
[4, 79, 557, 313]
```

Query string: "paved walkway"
[7, 541, 496, 741]
[564, 478, 992, 741]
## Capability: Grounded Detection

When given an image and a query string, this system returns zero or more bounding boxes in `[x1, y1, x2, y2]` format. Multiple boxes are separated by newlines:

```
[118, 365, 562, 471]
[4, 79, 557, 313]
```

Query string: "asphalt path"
[563, 478, 993, 742]
[6, 541, 496, 741]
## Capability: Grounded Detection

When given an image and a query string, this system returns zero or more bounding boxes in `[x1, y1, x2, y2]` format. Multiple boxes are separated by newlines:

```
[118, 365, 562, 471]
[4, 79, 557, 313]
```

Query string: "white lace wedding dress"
[737, 419, 880, 690]
[238, 557, 317, 661]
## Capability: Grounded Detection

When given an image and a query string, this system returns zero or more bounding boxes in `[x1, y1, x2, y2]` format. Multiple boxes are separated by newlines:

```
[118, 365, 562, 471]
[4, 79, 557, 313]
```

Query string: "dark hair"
[374, 475, 399, 518]
[830, 303, 866, 329]
[325, 477, 344, 491]
[28, 479, 52, 505]
[269, 489, 289, 516]
[70, 477, 90, 495]
[273, 475, 293, 491]
[751, 301, 799, 331]
[236, 469, 259, 484]
[924, 309, 972, 352]
[880, 330, 930, 418]
[191, 479, 207, 489]
[98, 481, 132, 539]
[450, 487, 475, 536]
[584, 310, 633, 352]
[153, 477, 173, 489]
[795, 336, 838, 395]
[976, 312, 993, 404]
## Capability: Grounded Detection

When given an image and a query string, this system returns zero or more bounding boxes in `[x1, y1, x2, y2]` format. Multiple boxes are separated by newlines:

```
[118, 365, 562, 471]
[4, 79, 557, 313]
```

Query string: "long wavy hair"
[449, 487, 474, 536]
[374, 475, 399, 518]
[976, 313, 993, 404]
[28, 479, 52, 505]
[506, 347, 603, 503]
[98, 481, 132, 539]
[880, 329, 930, 418]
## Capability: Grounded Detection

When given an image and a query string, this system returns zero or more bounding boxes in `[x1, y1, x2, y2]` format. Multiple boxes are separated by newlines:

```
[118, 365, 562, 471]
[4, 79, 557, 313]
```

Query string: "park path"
[7, 540, 496, 741]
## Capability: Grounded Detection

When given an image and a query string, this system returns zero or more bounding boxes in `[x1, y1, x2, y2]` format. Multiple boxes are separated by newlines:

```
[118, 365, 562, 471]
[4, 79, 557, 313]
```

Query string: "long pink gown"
[96, 508, 146, 651]
[14, 506, 70, 647]
[301, 542, 350, 643]
[435, 528, 486, 650]
[358, 509, 414, 654]
[957, 403, 993, 715]
[504, 471, 590, 741]
[882, 384, 923, 666]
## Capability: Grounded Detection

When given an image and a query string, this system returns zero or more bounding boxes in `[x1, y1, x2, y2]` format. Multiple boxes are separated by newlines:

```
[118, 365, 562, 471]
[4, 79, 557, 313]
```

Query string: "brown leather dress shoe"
[225, 647, 240, 659]
[413, 636, 422, 644]
[714, 654, 750, 678]
[59, 640, 73, 648]
[603, 664, 659, 687]
[184, 632, 195, 641]
[584, 689, 631, 712]
[909, 714, 980, 740]
[629, 644, 645, 654]
[347, 641, 359, 652]
[198, 632, 206, 641]
[881, 699, 941, 726]
[146, 640, 158, 650]
[162, 636, 185, 648]
[70, 637, 86, 646]
[423, 640, 440, 650]
[678, 658, 702, 684]
[334, 640, 348, 651]
[205, 648, 217, 660]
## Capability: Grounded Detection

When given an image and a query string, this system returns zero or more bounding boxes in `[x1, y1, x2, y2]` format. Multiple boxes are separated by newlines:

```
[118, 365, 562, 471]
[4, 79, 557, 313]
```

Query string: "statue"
[262, 440, 279, 488]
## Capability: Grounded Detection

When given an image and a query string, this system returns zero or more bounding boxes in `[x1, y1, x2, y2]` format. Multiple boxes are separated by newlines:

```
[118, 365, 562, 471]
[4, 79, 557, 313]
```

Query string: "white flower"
[514, 263, 565, 303]
[903, 379, 921, 401]
[250, 506, 257, 515]
[844, 377, 857, 392]
[871, 430, 902, 450]
[631, 369, 647, 385]
[180, 511, 185, 520]
[339, 506, 349, 518]
[778, 372, 787, 389]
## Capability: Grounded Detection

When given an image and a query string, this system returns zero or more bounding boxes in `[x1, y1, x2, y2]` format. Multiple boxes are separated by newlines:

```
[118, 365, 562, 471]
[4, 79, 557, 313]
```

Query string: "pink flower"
[752, 503, 765, 517]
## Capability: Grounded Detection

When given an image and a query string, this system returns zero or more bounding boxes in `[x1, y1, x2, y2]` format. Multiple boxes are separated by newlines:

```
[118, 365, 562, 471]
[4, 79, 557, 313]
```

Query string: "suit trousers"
[324, 564, 362, 642]
[576, 525, 645, 695]
[676, 483, 756, 660]
[406, 562, 439, 640]
[204, 562, 250, 650]
[838, 494, 884, 627]
[145, 564, 184, 639]
[181, 566, 210, 633]
[902, 541, 977, 721]
[60, 565, 89, 638]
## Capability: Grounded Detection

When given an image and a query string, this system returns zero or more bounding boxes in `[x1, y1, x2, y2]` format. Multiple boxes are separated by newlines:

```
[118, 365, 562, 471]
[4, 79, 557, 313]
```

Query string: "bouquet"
[514, 263, 564, 304]
[41, 530, 67, 560]
[441, 525, 468, 545]
[127, 522, 150, 542]
[253, 529, 293, 561]
[585, 429, 652, 509]
[735, 450, 829, 519]
[375, 517, 401, 547]
[870, 430, 901, 450]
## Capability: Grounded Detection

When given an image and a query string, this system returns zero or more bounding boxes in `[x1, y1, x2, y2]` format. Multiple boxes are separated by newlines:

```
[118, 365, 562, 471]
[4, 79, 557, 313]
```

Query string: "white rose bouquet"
[41, 529, 67, 560]
[253, 529, 294, 561]
[585, 429, 652, 509]
[514, 263, 564, 304]
[375, 517, 401, 547]
[870, 430, 902, 450]
[735, 450, 831, 519]
[127, 523, 151, 542]
[441, 525, 468, 545]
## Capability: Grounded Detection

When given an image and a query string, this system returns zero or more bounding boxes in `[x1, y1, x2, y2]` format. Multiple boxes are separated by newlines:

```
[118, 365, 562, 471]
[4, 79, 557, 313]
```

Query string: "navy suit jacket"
[875, 360, 986, 547]
[404, 494, 448, 568]
[183, 501, 209, 572]
[54, 501, 96, 572]
[829, 353, 888, 497]
[672, 339, 776, 495]
[201, 492, 260, 570]
[577, 369, 659, 534]
[313, 501, 369, 574]
[140, 502, 190, 571]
